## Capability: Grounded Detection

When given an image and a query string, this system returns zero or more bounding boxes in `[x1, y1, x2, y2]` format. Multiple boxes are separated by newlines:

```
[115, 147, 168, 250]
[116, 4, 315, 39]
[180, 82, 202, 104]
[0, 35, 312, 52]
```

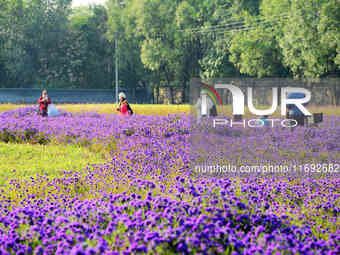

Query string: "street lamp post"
[114, 0, 125, 104]
[114, 0, 119, 104]
[115, 32, 118, 104]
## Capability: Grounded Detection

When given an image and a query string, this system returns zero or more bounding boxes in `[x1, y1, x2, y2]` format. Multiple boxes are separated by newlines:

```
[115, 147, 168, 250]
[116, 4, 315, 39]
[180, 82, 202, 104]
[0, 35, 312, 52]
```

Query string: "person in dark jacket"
[38, 90, 51, 117]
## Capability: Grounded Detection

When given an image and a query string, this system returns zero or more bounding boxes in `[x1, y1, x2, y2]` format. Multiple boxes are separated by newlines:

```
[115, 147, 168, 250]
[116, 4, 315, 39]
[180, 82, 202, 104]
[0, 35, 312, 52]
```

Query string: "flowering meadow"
[0, 106, 339, 255]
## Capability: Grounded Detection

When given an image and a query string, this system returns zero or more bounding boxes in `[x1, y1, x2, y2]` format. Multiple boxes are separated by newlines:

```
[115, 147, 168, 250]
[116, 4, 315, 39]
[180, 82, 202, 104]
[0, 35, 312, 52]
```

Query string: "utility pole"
[114, 0, 119, 104]
[114, 0, 125, 104]
[115, 35, 118, 104]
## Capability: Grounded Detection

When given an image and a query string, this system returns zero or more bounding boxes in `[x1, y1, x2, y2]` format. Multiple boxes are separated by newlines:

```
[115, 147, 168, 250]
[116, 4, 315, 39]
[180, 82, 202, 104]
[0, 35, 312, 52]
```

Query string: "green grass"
[0, 104, 190, 115]
[0, 142, 105, 185]
[2, 103, 340, 116]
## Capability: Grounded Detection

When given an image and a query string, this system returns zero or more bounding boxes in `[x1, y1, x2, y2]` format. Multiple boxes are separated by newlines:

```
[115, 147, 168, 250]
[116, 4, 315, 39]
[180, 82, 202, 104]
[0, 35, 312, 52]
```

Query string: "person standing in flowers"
[116, 92, 133, 116]
[37, 90, 51, 117]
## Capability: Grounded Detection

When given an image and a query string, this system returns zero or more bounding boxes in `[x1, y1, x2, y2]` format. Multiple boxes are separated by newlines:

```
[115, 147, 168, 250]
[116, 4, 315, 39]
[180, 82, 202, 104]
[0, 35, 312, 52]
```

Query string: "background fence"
[0, 88, 153, 104]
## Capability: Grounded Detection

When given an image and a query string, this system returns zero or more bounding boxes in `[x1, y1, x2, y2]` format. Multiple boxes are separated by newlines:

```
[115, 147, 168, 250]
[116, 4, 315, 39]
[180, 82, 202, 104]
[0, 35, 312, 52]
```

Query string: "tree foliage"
[0, 0, 339, 103]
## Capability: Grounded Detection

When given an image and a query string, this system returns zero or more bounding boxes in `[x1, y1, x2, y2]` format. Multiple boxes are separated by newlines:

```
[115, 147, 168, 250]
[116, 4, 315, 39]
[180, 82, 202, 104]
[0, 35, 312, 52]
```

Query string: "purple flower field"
[0, 107, 339, 255]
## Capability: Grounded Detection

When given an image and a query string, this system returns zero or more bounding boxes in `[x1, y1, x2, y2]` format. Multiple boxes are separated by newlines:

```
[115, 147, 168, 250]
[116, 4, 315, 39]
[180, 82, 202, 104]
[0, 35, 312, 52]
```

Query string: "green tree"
[69, 5, 114, 89]
[135, 0, 185, 103]
[228, 0, 289, 77]
[25, 0, 72, 88]
[176, 0, 237, 80]
[0, 0, 26, 87]
[279, 0, 331, 78]
[106, 0, 153, 101]
[0, 0, 73, 88]
[319, 0, 340, 71]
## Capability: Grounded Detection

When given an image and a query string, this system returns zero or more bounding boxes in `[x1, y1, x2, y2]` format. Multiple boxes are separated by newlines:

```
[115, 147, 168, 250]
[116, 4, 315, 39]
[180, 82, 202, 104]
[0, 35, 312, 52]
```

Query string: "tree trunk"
[182, 80, 188, 104]
[169, 86, 174, 104]
[335, 85, 340, 106]
[155, 85, 159, 104]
